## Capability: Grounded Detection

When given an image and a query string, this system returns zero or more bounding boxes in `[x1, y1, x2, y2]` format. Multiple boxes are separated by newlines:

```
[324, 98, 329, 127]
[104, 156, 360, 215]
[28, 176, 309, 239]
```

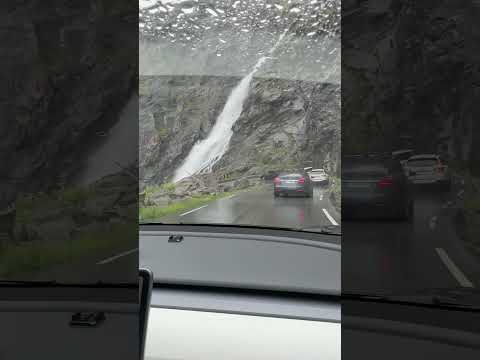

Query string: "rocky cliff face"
[343, 0, 476, 172]
[218, 78, 340, 177]
[140, 75, 239, 187]
[0, 1, 137, 205]
[139, 0, 341, 190]
[140, 75, 340, 187]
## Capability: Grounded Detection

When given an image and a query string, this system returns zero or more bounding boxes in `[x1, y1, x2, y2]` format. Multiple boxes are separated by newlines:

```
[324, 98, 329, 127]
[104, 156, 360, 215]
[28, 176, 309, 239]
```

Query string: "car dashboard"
[140, 224, 341, 360]
[0, 286, 138, 360]
[145, 285, 340, 360]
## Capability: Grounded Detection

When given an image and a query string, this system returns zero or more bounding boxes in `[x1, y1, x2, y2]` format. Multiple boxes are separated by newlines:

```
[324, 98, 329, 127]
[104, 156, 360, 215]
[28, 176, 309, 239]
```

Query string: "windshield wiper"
[343, 292, 480, 311]
[0, 280, 58, 286]
[0, 280, 138, 287]
[141, 222, 341, 235]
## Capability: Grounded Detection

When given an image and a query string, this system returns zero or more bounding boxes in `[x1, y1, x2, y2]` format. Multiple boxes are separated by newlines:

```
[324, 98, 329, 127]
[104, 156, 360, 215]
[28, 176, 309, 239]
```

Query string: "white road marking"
[322, 208, 338, 226]
[180, 205, 208, 217]
[97, 248, 138, 265]
[429, 216, 437, 230]
[435, 248, 474, 288]
[319, 191, 324, 201]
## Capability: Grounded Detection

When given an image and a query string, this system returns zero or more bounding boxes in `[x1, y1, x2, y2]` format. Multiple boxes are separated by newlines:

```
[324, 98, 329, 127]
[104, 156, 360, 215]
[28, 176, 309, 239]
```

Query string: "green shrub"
[0, 223, 136, 277]
[60, 188, 91, 205]
[157, 127, 169, 139]
[162, 182, 176, 193]
[140, 191, 235, 222]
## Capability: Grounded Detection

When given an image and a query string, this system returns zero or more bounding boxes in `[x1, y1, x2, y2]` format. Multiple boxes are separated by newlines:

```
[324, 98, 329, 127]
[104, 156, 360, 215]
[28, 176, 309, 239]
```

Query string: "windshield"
[139, 0, 341, 234]
[341, 0, 480, 310]
[280, 174, 303, 179]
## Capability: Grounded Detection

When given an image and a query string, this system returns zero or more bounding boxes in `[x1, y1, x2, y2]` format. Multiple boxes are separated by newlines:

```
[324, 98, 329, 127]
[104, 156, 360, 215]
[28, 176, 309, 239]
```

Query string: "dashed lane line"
[323, 208, 339, 226]
[435, 247, 474, 288]
[97, 248, 138, 265]
[180, 205, 208, 217]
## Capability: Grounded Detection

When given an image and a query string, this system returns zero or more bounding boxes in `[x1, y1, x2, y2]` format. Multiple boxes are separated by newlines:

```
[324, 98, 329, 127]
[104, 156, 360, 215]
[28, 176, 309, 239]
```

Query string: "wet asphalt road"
[162, 180, 477, 295]
[34, 185, 337, 282]
[158, 184, 340, 230]
[38, 180, 479, 293]
[343, 183, 480, 294]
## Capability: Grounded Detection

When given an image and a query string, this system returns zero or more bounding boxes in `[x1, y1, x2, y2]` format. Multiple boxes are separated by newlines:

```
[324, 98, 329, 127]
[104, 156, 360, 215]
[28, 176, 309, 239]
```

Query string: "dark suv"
[343, 155, 414, 220]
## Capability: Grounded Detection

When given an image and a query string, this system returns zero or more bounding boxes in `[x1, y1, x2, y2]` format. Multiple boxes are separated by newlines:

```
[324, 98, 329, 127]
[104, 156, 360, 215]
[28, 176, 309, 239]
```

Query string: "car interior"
[342, 298, 480, 360]
[140, 224, 341, 360]
[0, 283, 139, 360]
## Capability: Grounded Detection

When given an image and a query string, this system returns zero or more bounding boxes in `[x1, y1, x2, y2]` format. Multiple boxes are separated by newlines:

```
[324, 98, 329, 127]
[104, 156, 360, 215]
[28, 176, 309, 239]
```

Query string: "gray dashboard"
[140, 225, 341, 359]
[0, 287, 138, 360]
[139, 225, 341, 295]
[151, 286, 340, 323]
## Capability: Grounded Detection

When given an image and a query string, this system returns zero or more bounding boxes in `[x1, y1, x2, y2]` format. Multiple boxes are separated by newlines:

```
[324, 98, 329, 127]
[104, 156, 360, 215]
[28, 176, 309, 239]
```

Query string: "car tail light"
[297, 177, 305, 184]
[273, 177, 281, 185]
[377, 176, 394, 188]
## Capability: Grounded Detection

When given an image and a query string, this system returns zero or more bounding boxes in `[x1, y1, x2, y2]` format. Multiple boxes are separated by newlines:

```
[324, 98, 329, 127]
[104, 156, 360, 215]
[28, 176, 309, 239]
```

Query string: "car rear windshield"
[280, 174, 303, 179]
[408, 159, 437, 167]
[343, 161, 388, 180]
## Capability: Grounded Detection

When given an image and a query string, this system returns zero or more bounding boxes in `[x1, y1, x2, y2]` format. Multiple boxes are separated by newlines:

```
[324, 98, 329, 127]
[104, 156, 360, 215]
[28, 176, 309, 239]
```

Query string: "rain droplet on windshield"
[206, 8, 218, 17]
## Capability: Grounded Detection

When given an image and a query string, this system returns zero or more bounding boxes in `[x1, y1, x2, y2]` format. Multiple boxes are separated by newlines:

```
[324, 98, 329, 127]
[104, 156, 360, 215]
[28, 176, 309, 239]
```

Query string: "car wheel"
[274, 192, 279, 198]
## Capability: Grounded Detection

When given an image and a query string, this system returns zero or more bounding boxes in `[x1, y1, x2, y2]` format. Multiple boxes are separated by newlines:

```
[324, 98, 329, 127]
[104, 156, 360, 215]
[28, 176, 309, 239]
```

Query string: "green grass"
[15, 186, 94, 225]
[15, 194, 60, 225]
[59, 187, 91, 205]
[162, 182, 176, 192]
[0, 223, 136, 278]
[329, 176, 341, 210]
[144, 183, 176, 196]
[140, 191, 236, 222]
[157, 127, 169, 139]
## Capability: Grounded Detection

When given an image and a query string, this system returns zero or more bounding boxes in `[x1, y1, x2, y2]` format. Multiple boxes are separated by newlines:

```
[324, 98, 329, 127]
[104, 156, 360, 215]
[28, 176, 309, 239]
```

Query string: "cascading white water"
[173, 31, 287, 182]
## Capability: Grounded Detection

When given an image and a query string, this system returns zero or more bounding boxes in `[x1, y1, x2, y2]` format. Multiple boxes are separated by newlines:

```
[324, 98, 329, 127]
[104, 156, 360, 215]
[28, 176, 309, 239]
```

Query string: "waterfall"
[173, 31, 287, 182]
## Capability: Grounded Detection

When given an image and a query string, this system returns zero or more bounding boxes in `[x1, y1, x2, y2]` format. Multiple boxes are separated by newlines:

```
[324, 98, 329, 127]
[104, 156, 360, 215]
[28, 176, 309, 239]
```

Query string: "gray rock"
[235, 179, 250, 189]
[140, 76, 340, 188]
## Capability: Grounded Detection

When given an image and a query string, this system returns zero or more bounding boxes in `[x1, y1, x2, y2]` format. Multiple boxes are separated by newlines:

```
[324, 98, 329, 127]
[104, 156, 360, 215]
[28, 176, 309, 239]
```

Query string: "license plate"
[285, 180, 297, 184]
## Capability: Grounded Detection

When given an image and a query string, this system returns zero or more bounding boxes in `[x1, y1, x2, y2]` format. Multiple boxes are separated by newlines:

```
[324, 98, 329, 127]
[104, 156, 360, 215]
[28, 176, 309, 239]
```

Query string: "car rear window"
[280, 174, 303, 179]
[343, 161, 388, 180]
[408, 159, 437, 167]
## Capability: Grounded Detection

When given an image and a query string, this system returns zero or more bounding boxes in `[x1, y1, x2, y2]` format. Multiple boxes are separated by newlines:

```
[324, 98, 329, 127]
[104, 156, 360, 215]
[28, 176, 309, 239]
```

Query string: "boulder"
[235, 178, 250, 189]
